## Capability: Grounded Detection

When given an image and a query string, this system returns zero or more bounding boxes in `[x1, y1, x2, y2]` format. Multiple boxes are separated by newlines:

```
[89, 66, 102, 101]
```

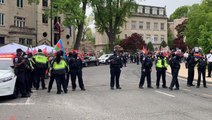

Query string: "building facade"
[0, 0, 74, 49]
[95, 5, 168, 52]
[168, 17, 187, 38]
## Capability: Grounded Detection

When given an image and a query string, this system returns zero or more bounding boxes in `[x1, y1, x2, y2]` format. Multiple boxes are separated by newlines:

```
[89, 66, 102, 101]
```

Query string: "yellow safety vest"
[156, 57, 168, 69]
[33, 52, 48, 68]
[52, 59, 69, 75]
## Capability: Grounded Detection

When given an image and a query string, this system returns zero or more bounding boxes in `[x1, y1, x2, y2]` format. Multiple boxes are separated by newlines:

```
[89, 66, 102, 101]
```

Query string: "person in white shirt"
[207, 50, 212, 77]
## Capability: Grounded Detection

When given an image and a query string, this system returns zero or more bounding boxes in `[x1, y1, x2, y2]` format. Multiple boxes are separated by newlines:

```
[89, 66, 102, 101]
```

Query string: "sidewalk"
[167, 63, 212, 84]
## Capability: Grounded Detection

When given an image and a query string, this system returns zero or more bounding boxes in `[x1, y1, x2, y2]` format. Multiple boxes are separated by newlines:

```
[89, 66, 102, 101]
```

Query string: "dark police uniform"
[197, 57, 207, 88]
[169, 56, 181, 90]
[155, 55, 168, 88]
[13, 55, 29, 97]
[139, 54, 153, 89]
[109, 53, 123, 90]
[186, 53, 197, 86]
[69, 55, 85, 91]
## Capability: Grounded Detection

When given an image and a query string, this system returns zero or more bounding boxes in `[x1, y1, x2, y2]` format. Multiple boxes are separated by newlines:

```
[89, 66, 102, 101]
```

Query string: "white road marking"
[155, 90, 175, 98]
[182, 88, 191, 92]
[0, 103, 35, 106]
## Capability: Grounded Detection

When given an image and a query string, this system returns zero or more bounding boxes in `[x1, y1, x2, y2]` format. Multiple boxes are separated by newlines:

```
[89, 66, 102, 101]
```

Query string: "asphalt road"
[0, 63, 212, 120]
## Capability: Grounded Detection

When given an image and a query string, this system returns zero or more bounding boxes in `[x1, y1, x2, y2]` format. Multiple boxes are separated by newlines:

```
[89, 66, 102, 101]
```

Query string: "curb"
[166, 71, 212, 84]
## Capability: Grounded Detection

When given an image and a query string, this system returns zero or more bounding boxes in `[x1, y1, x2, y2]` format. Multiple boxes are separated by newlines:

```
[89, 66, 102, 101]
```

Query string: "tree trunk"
[74, 23, 84, 50]
[73, 0, 87, 50]
[107, 32, 116, 52]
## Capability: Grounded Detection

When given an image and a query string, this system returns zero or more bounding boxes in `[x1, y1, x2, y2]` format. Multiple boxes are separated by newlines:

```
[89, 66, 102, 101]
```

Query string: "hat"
[16, 48, 23, 53]
[148, 51, 152, 55]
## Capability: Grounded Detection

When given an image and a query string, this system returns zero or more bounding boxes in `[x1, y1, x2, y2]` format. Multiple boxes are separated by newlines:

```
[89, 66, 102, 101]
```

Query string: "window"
[154, 22, 158, 30]
[19, 38, 25, 45]
[138, 6, 143, 13]
[145, 7, 150, 14]
[139, 21, 144, 29]
[17, 0, 23, 8]
[154, 35, 158, 42]
[27, 39, 32, 45]
[0, 13, 4, 26]
[14, 16, 25, 27]
[146, 22, 150, 30]
[161, 23, 165, 30]
[42, 14, 48, 23]
[161, 35, 165, 42]
[0, 37, 5, 44]
[131, 20, 136, 29]
[159, 9, 164, 15]
[146, 34, 151, 42]
[0, 0, 4, 4]
[152, 8, 158, 15]
[42, 0, 48, 7]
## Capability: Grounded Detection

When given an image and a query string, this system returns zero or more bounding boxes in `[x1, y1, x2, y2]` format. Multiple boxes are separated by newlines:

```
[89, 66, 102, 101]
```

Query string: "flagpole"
[50, 0, 53, 47]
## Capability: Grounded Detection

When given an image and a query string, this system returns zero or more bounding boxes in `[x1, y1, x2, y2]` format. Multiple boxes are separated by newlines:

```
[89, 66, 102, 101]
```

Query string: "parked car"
[0, 54, 18, 98]
[83, 56, 100, 67]
[98, 54, 113, 64]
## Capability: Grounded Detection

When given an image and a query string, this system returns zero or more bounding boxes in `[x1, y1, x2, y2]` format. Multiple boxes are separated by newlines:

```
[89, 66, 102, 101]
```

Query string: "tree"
[28, 0, 88, 50]
[160, 41, 167, 48]
[147, 42, 154, 52]
[173, 36, 187, 52]
[185, 0, 212, 53]
[167, 27, 174, 49]
[91, 0, 137, 52]
[120, 33, 146, 52]
[169, 5, 190, 21]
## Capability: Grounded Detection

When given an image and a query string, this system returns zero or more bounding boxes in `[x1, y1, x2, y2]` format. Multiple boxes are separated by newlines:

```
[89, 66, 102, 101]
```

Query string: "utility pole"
[50, 0, 53, 46]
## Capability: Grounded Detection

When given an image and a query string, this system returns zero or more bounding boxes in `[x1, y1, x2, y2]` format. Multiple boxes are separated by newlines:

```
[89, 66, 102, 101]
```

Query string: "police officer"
[69, 51, 86, 91]
[13, 49, 30, 97]
[197, 55, 207, 88]
[47, 55, 56, 93]
[33, 49, 48, 90]
[109, 50, 123, 90]
[169, 53, 181, 90]
[51, 52, 69, 94]
[155, 53, 168, 89]
[207, 50, 212, 77]
[23, 53, 33, 93]
[139, 52, 153, 89]
[186, 51, 197, 87]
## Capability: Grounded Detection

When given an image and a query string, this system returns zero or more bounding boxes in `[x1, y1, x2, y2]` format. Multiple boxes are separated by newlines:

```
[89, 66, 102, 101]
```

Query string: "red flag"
[55, 22, 61, 36]
[43, 47, 47, 55]
[66, 48, 69, 55]
[33, 49, 37, 55]
[26, 48, 30, 54]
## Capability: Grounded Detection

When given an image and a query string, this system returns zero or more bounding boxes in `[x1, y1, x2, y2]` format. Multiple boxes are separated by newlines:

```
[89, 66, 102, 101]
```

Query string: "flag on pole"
[43, 47, 47, 55]
[32, 49, 37, 55]
[26, 48, 30, 54]
[55, 39, 65, 58]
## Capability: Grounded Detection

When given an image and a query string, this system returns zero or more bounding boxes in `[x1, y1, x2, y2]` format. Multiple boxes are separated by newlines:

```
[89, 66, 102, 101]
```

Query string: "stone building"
[95, 4, 168, 52]
[0, 0, 74, 48]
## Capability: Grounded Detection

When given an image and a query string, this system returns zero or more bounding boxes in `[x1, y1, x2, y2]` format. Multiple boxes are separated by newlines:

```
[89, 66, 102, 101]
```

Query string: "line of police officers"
[13, 49, 86, 97]
[109, 50, 208, 91]
[13, 48, 209, 98]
